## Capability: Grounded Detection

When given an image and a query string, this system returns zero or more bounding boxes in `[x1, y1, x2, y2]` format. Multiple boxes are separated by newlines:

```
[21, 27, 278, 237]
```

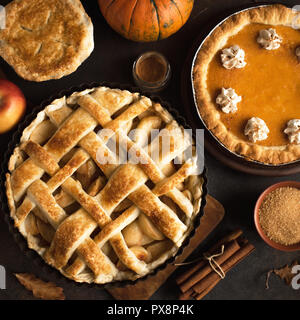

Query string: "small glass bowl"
[132, 51, 171, 92]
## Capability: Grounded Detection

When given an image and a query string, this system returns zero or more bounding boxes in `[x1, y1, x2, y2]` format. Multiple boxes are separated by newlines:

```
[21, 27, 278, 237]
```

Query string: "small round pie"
[5, 86, 204, 284]
[0, 0, 94, 81]
[193, 4, 300, 164]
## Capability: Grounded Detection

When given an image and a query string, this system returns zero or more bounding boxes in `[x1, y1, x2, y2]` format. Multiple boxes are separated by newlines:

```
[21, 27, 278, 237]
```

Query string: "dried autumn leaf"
[274, 261, 299, 285]
[266, 260, 299, 289]
[15, 273, 65, 300]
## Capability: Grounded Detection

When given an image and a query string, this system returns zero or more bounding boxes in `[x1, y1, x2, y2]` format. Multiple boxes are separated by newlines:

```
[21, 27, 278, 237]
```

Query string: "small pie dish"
[254, 180, 300, 252]
[3, 83, 206, 285]
[192, 4, 300, 165]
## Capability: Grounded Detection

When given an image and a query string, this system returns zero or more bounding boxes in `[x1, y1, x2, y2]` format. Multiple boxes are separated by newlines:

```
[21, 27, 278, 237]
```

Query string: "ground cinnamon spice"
[136, 55, 167, 83]
[259, 187, 300, 246]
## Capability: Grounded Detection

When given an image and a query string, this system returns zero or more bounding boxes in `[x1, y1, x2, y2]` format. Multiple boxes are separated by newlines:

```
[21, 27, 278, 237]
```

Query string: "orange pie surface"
[207, 23, 300, 147]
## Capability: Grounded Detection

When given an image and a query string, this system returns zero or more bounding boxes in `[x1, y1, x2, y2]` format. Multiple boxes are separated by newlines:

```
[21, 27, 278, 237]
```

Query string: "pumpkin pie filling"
[207, 23, 300, 147]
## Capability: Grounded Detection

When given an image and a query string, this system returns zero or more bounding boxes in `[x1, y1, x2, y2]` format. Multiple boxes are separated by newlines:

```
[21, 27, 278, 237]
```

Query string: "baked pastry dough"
[0, 0, 94, 81]
[6, 86, 204, 284]
[193, 4, 300, 164]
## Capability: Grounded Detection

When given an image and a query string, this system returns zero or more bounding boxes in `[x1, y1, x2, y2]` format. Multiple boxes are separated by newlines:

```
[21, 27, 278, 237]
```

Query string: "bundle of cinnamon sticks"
[176, 229, 255, 300]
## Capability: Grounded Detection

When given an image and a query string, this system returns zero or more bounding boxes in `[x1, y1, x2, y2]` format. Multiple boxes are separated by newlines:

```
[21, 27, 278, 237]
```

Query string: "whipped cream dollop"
[296, 47, 300, 61]
[220, 45, 246, 69]
[257, 28, 282, 50]
[284, 119, 300, 144]
[216, 88, 241, 114]
[244, 117, 269, 142]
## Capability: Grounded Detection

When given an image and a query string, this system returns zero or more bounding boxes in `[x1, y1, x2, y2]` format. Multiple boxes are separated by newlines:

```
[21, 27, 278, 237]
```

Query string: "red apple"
[0, 79, 26, 134]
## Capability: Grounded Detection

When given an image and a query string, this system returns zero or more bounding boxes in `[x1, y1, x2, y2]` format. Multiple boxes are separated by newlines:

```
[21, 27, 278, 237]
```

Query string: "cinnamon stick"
[176, 230, 255, 300]
[195, 278, 219, 300]
[179, 288, 194, 300]
[192, 242, 255, 294]
[179, 240, 240, 293]
[176, 229, 242, 286]
[207, 229, 243, 254]
[176, 260, 207, 286]
[192, 243, 254, 300]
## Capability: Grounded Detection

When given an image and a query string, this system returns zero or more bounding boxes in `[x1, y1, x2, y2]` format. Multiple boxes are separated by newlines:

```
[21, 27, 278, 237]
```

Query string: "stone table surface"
[0, 0, 299, 300]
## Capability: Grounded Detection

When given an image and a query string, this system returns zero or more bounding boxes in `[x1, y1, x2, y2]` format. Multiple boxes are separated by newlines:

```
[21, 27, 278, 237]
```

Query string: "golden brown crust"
[5, 86, 203, 284]
[0, 0, 94, 81]
[44, 209, 97, 268]
[74, 237, 117, 283]
[193, 4, 300, 165]
[129, 185, 187, 243]
[27, 180, 66, 227]
[22, 141, 59, 175]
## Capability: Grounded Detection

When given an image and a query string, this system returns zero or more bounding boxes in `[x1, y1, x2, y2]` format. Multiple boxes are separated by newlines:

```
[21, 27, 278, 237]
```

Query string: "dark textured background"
[0, 0, 299, 300]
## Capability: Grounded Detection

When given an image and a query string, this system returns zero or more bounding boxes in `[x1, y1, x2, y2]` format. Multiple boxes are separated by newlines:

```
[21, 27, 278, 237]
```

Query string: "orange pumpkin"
[98, 0, 194, 42]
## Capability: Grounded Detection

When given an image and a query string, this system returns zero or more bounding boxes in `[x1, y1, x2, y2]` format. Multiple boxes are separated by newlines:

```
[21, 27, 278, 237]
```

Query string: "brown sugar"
[259, 187, 300, 246]
[136, 55, 167, 83]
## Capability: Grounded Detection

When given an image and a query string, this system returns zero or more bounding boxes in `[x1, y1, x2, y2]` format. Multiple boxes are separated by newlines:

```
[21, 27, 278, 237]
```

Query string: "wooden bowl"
[254, 181, 300, 252]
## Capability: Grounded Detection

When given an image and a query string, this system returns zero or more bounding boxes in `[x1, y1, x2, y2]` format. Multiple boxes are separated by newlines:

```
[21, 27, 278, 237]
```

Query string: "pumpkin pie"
[193, 4, 300, 164]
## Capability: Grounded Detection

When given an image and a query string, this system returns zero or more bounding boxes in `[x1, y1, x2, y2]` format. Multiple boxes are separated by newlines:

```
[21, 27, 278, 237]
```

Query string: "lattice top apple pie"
[5, 86, 204, 284]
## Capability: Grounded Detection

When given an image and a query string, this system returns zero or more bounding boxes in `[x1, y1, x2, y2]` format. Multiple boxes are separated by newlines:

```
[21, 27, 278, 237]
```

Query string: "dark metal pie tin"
[0, 82, 207, 290]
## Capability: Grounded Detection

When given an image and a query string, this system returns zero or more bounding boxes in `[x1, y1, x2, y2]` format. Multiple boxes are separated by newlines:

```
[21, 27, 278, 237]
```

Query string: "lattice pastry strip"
[79, 97, 192, 238]
[78, 95, 194, 217]
[9, 147, 122, 280]
[12, 147, 118, 279]
[13, 148, 89, 226]
[6, 86, 203, 284]
[65, 156, 193, 279]
[55, 92, 198, 280]
[7, 91, 155, 278]
[10, 112, 149, 278]
[7, 94, 149, 279]
[60, 154, 189, 277]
